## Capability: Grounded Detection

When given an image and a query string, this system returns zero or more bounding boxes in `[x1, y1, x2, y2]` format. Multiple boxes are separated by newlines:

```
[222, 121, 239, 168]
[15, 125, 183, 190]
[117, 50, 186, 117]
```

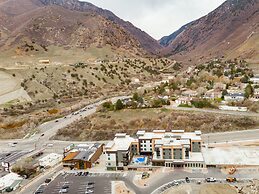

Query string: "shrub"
[191, 99, 215, 109]
[102, 101, 114, 111]
[115, 99, 124, 110]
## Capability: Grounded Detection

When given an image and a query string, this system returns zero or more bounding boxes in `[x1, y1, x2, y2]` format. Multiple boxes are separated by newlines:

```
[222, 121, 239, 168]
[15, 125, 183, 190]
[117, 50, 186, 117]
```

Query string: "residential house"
[251, 88, 259, 101]
[182, 90, 198, 97]
[175, 97, 192, 105]
[224, 93, 245, 102]
[204, 89, 222, 99]
[213, 83, 226, 91]
[250, 76, 259, 84]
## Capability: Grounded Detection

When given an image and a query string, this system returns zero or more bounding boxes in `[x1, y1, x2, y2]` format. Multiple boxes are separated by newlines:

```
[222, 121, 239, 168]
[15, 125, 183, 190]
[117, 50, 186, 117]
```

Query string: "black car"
[185, 177, 190, 183]
[62, 185, 69, 189]
[83, 172, 89, 176]
[45, 178, 51, 183]
[78, 172, 83, 176]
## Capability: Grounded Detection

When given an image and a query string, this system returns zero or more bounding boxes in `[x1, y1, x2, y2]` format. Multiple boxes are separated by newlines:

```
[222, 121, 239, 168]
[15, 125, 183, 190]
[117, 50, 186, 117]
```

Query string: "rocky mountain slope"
[0, 0, 161, 57]
[161, 0, 259, 64]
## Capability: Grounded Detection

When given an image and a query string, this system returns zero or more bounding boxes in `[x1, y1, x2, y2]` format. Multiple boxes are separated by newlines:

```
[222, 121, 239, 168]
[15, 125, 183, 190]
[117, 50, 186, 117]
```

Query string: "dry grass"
[54, 108, 259, 141]
[164, 184, 237, 194]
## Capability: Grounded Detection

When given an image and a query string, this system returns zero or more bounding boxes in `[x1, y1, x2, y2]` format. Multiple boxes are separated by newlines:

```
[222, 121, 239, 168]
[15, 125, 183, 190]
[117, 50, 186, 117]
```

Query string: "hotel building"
[104, 130, 204, 170]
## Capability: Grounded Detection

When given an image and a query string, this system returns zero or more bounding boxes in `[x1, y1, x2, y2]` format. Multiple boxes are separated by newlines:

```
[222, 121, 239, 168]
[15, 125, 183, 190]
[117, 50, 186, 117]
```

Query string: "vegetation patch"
[54, 108, 259, 141]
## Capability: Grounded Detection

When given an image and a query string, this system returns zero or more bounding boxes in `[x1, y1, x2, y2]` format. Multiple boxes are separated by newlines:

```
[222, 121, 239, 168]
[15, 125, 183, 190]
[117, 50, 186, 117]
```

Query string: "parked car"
[141, 172, 150, 179]
[62, 185, 69, 189]
[172, 180, 179, 186]
[59, 189, 68, 193]
[206, 177, 216, 182]
[45, 178, 51, 184]
[83, 172, 89, 176]
[226, 177, 237, 182]
[185, 177, 190, 183]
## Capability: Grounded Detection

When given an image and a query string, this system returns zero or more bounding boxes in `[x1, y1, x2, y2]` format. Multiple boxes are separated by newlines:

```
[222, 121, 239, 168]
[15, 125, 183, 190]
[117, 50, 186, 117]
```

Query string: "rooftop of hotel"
[105, 133, 138, 152]
[105, 130, 202, 151]
[137, 130, 202, 141]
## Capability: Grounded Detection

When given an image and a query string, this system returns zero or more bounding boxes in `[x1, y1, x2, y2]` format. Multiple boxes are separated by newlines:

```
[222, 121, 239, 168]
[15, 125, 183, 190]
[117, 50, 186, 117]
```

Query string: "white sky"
[83, 0, 226, 40]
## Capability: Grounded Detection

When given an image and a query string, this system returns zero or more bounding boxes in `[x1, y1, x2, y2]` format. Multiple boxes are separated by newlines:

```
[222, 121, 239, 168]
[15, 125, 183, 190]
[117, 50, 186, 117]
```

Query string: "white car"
[206, 177, 216, 182]
[173, 180, 179, 186]
[59, 189, 68, 193]
[85, 190, 94, 194]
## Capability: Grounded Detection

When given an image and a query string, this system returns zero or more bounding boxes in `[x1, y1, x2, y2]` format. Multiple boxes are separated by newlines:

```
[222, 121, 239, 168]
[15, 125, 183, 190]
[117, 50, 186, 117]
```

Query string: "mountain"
[161, 0, 259, 64]
[0, 0, 161, 57]
[159, 22, 190, 47]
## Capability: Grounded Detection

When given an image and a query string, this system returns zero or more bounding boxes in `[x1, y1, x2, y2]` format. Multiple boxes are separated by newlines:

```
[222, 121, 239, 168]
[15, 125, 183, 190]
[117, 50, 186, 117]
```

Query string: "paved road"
[202, 129, 259, 144]
[0, 96, 130, 164]
[167, 106, 259, 117]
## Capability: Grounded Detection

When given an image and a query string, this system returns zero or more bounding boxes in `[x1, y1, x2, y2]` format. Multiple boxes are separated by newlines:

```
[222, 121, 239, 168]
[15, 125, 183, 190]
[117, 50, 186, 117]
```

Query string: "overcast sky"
[83, 0, 226, 40]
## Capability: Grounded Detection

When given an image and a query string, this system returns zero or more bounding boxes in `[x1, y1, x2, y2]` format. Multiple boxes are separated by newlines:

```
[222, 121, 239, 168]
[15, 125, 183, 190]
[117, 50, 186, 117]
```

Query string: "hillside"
[0, 0, 161, 58]
[161, 0, 259, 64]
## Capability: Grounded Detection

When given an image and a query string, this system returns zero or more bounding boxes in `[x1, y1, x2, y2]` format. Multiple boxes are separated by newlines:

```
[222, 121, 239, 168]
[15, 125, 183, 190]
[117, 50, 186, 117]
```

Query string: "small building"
[63, 143, 103, 170]
[0, 173, 23, 193]
[39, 59, 50, 64]
[175, 96, 192, 105]
[251, 89, 259, 101]
[219, 105, 248, 112]
[39, 153, 63, 168]
[204, 90, 222, 99]
[224, 93, 245, 102]
[182, 90, 198, 97]
[213, 83, 226, 90]
[250, 76, 259, 84]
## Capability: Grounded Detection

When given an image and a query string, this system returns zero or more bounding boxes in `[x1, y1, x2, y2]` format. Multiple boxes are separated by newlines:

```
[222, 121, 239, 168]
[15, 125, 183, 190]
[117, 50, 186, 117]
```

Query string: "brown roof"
[63, 152, 79, 161]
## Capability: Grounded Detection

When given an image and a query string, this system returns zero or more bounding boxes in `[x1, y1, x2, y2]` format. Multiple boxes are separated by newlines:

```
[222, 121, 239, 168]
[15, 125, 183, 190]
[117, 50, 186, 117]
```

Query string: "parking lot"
[41, 172, 126, 194]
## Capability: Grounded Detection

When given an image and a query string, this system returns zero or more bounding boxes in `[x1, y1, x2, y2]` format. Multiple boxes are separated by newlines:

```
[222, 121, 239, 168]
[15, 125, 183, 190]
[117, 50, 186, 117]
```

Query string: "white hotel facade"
[104, 130, 204, 170]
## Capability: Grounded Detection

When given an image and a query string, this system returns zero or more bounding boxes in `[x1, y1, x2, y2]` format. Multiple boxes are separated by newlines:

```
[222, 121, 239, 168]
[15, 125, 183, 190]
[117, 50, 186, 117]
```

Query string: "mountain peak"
[161, 0, 259, 63]
[39, 0, 95, 10]
[0, 0, 161, 56]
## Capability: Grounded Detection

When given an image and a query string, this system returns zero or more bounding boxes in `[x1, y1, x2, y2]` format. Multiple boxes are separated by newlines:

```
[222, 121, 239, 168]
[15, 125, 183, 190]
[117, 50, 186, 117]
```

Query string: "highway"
[0, 95, 130, 162]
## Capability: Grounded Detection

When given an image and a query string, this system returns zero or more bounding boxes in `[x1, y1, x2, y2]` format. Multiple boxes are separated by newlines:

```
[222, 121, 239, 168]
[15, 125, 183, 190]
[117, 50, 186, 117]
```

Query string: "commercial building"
[0, 173, 22, 193]
[104, 130, 204, 170]
[39, 153, 63, 168]
[63, 143, 103, 170]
